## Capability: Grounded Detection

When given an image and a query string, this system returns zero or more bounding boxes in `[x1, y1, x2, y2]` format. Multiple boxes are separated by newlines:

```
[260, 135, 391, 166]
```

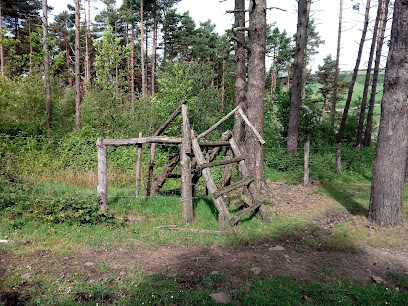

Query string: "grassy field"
[1, 157, 408, 304]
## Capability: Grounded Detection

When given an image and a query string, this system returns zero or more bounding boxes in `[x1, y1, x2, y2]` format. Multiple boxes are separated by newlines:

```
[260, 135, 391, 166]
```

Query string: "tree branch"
[230, 36, 251, 52]
[266, 7, 287, 12]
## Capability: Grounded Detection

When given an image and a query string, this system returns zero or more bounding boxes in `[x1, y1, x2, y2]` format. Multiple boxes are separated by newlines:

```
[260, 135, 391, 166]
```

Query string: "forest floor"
[1, 180, 408, 304]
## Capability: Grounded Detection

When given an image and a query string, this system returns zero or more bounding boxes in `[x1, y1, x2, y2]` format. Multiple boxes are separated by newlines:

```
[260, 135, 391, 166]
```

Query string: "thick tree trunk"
[335, 0, 371, 172]
[356, 0, 382, 153]
[42, 0, 52, 136]
[286, 0, 311, 155]
[140, 0, 147, 96]
[331, 0, 343, 124]
[246, 0, 267, 189]
[233, 0, 247, 148]
[0, 2, 3, 77]
[75, 0, 81, 130]
[364, 0, 390, 147]
[369, 0, 408, 227]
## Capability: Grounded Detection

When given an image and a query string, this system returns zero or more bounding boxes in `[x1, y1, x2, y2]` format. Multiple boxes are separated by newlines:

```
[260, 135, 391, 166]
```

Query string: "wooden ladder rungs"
[230, 201, 263, 226]
[198, 141, 231, 147]
[199, 156, 245, 169]
[212, 177, 254, 199]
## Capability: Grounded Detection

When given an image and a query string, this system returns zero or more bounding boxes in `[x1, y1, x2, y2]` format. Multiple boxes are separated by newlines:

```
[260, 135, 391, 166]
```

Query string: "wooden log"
[230, 201, 263, 226]
[304, 141, 310, 187]
[97, 137, 108, 210]
[151, 154, 180, 194]
[196, 104, 242, 140]
[237, 107, 266, 144]
[191, 134, 232, 230]
[135, 132, 143, 198]
[199, 156, 244, 169]
[213, 177, 254, 199]
[229, 138, 270, 223]
[192, 131, 232, 192]
[222, 148, 233, 188]
[181, 104, 193, 223]
[198, 141, 231, 147]
[153, 99, 187, 137]
[146, 143, 156, 196]
[102, 136, 182, 146]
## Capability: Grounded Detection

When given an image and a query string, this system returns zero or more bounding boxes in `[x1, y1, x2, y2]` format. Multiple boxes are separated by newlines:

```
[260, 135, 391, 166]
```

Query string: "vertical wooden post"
[97, 138, 108, 210]
[135, 132, 143, 198]
[304, 141, 310, 187]
[146, 143, 156, 196]
[181, 104, 193, 223]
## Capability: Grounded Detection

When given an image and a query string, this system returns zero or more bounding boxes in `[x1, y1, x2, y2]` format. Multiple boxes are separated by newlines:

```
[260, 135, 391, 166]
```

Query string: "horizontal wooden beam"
[230, 201, 263, 226]
[213, 177, 254, 199]
[103, 136, 182, 146]
[198, 141, 231, 147]
[200, 156, 245, 169]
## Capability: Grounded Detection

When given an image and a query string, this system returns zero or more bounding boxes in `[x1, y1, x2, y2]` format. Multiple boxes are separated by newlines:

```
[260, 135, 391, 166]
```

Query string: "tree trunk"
[84, 0, 91, 91]
[140, 0, 147, 96]
[42, 0, 52, 136]
[66, 39, 72, 87]
[246, 0, 267, 189]
[270, 59, 277, 103]
[233, 0, 247, 148]
[286, 0, 311, 155]
[335, 0, 371, 172]
[0, 1, 3, 77]
[29, 18, 32, 73]
[75, 0, 81, 130]
[364, 0, 390, 147]
[356, 0, 382, 153]
[331, 0, 343, 125]
[369, 0, 408, 227]
[151, 2, 158, 96]
[131, 25, 135, 111]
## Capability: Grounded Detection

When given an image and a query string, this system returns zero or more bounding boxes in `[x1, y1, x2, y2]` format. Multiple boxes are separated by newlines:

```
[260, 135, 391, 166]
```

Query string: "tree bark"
[75, 0, 81, 130]
[363, 0, 390, 147]
[84, 0, 91, 91]
[246, 0, 267, 189]
[233, 0, 247, 148]
[140, 0, 147, 96]
[29, 18, 32, 73]
[286, 0, 311, 155]
[369, 0, 408, 227]
[42, 0, 52, 136]
[331, 0, 343, 125]
[151, 2, 158, 96]
[356, 0, 382, 153]
[131, 25, 135, 111]
[335, 0, 371, 173]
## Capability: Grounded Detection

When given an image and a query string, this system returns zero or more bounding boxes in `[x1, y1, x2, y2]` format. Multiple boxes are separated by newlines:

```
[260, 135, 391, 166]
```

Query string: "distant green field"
[308, 69, 384, 126]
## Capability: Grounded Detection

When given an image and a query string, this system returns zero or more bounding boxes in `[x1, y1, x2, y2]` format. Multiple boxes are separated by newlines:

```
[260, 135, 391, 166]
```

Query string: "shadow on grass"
[321, 176, 368, 216]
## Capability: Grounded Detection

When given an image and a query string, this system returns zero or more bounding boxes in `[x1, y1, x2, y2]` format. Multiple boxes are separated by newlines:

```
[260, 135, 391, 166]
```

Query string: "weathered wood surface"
[304, 141, 310, 187]
[102, 136, 182, 146]
[229, 138, 271, 223]
[196, 104, 242, 140]
[230, 201, 263, 225]
[192, 134, 232, 230]
[135, 132, 143, 198]
[198, 141, 231, 147]
[237, 108, 266, 144]
[222, 149, 234, 188]
[199, 156, 244, 169]
[151, 154, 180, 194]
[97, 137, 108, 210]
[213, 177, 254, 199]
[192, 131, 233, 191]
[146, 143, 156, 196]
[181, 104, 193, 223]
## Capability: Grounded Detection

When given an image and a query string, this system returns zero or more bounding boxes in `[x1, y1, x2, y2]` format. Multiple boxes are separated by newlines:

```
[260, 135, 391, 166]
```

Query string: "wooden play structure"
[96, 100, 270, 230]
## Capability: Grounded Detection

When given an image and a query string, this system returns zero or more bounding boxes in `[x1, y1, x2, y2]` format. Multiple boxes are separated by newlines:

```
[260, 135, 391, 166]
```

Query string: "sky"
[48, 0, 390, 72]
